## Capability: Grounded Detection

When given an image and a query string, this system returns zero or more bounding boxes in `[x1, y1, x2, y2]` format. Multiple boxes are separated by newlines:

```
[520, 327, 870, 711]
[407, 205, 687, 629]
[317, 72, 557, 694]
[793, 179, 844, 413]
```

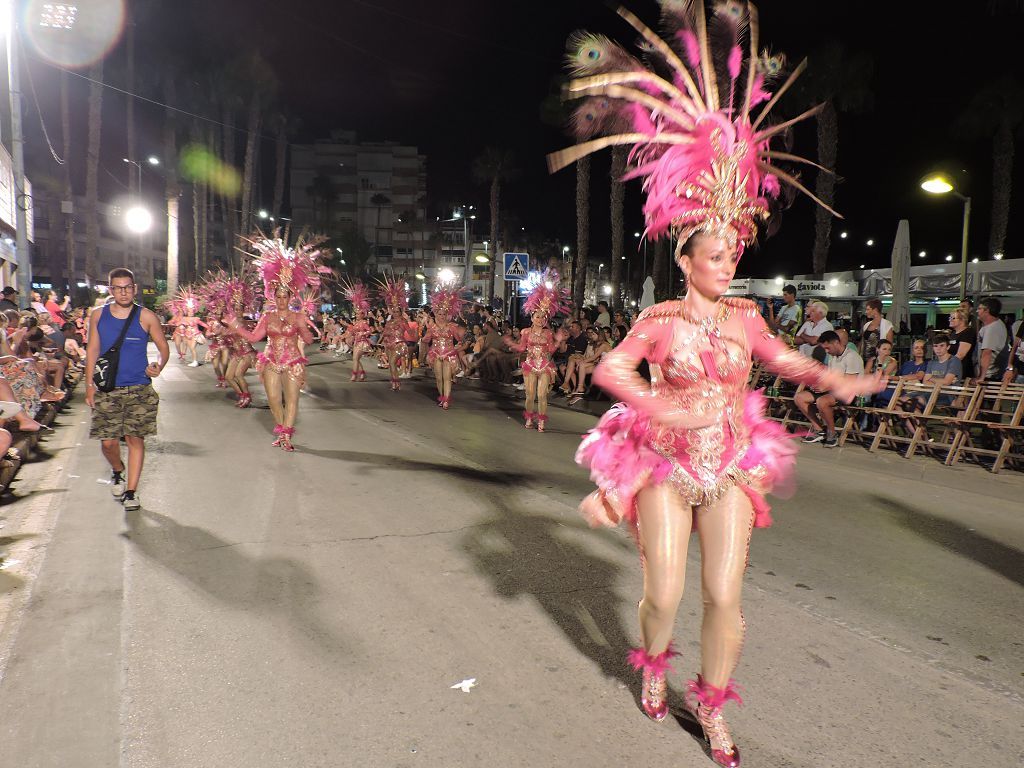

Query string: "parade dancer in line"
[205, 315, 230, 388]
[228, 235, 328, 451]
[548, 4, 884, 765]
[503, 269, 568, 432]
[424, 283, 463, 410]
[377, 276, 410, 391]
[169, 288, 207, 367]
[341, 282, 373, 382]
[214, 273, 260, 408]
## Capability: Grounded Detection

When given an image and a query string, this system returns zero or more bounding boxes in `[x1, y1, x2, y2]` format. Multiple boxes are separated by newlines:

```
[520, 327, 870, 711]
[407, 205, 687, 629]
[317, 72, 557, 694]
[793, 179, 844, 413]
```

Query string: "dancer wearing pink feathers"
[341, 282, 373, 382]
[424, 283, 463, 410]
[549, 3, 883, 764]
[377, 276, 410, 391]
[227, 235, 329, 452]
[503, 270, 568, 432]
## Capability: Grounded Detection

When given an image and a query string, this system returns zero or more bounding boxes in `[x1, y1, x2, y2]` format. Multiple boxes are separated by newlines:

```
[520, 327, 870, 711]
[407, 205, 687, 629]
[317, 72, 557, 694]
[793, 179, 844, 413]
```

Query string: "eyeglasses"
[110, 284, 135, 293]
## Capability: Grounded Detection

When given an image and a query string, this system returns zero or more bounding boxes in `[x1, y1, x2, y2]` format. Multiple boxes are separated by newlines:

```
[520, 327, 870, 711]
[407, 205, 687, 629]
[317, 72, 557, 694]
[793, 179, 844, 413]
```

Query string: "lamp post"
[921, 174, 971, 301]
[4, 0, 31, 303]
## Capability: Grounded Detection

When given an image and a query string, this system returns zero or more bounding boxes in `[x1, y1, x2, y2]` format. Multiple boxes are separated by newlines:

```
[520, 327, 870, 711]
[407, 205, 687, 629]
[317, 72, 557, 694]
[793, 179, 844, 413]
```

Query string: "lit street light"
[259, 210, 269, 220]
[438, 268, 456, 285]
[125, 205, 153, 234]
[921, 173, 971, 300]
[475, 255, 489, 264]
[147, 156, 160, 166]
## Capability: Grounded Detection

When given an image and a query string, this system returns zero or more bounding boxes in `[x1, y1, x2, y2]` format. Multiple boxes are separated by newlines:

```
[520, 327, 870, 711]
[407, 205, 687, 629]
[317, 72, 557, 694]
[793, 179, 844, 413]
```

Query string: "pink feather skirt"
[575, 390, 797, 529]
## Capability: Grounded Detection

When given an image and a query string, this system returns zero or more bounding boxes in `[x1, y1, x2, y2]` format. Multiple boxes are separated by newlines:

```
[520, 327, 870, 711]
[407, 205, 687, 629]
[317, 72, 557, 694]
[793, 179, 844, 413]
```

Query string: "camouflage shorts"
[90, 384, 160, 440]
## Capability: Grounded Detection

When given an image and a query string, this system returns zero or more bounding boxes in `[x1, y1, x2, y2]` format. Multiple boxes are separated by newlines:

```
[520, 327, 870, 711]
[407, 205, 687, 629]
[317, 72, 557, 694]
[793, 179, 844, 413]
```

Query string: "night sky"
[18, 0, 1024, 278]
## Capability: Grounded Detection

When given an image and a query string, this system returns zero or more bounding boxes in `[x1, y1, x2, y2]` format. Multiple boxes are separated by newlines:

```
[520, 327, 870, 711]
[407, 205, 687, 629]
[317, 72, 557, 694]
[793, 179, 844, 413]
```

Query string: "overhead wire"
[21, 45, 65, 165]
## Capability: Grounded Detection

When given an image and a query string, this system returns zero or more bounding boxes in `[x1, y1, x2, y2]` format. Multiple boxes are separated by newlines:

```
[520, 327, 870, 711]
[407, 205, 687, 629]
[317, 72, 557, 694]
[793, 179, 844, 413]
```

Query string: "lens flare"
[180, 144, 242, 197]
[25, 0, 126, 69]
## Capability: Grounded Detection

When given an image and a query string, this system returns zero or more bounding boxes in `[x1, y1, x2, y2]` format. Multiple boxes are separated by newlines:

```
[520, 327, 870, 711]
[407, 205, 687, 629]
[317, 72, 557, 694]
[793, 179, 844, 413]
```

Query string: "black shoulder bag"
[93, 303, 140, 392]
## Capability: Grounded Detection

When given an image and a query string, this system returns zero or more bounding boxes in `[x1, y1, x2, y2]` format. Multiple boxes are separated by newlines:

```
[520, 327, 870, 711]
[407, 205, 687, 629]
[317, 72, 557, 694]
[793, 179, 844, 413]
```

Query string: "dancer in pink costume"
[228, 235, 329, 452]
[341, 282, 373, 382]
[503, 269, 569, 432]
[549, 4, 884, 764]
[167, 288, 207, 367]
[204, 315, 230, 389]
[203, 270, 260, 409]
[377, 276, 410, 391]
[424, 283, 463, 410]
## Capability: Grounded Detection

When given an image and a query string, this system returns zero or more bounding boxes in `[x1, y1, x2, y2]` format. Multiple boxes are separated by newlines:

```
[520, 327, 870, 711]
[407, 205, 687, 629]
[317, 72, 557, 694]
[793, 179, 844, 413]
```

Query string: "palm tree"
[784, 41, 874, 276]
[472, 148, 517, 301]
[573, 156, 590, 309]
[60, 70, 74, 293]
[609, 146, 627, 309]
[162, 71, 182, 293]
[84, 62, 104, 286]
[272, 114, 299, 219]
[953, 76, 1024, 258]
[370, 193, 392, 259]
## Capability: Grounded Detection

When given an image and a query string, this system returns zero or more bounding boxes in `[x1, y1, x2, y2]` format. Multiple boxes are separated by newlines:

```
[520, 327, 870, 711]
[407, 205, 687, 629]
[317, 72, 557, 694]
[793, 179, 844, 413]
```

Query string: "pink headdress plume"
[166, 285, 203, 316]
[199, 267, 258, 317]
[244, 230, 332, 300]
[523, 269, 570, 318]
[431, 280, 463, 321]
[548, 1, 839, 255]
[341, 280, 372, 315]
[299, 287, 322, 316]
[376, 274, 409, 313]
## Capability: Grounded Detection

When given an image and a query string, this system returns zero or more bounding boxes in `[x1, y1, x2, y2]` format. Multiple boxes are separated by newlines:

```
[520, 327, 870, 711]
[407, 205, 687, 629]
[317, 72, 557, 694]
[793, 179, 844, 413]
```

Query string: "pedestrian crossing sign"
[503, 253, 529, 281]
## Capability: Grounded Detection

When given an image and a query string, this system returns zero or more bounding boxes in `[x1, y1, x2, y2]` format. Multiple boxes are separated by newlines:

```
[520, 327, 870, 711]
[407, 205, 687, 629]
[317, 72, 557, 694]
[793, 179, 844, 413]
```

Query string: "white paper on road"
[450, 678, 477, 693]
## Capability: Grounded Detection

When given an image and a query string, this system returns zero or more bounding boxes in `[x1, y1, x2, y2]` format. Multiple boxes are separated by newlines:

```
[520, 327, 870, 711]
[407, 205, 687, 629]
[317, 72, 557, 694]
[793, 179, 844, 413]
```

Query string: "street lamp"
[921, 173, 971, 300]
[147, 156, 160, 166]
[259, 209, 269, 220]
[125, 205, 153, 234]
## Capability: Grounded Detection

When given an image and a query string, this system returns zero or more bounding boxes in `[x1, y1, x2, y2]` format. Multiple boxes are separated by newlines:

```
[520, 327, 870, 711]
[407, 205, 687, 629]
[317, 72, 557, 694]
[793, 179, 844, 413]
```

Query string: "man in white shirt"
[795, 330, 864, 448]
[975, 297, 1008, 381]
[595, 301, 611, 329]
[795, 300, 833, 358]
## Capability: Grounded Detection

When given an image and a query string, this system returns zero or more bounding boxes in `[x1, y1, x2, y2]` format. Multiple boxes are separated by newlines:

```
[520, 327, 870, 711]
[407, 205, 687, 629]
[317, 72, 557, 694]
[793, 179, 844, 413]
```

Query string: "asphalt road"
[0, 349, 1021, 767]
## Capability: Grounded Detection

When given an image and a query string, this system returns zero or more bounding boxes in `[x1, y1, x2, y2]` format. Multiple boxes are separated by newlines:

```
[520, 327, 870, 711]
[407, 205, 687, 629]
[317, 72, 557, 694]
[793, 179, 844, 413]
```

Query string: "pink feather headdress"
[523, 269, 570, 318]
[342, 280, 372, 315]
[547, 1, 839, 254]
[164, 286, 203, 316]
[376, 275, 409, 312]
[431, 281, 463, 321]
[245, 232, 331, 301]
[199, 268, 258, 317]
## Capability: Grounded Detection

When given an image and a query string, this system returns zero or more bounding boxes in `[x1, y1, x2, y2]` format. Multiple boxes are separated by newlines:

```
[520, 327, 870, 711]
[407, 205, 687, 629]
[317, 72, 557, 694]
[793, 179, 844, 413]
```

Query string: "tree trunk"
[988, 115, 1013, 258]
[163, 75, 180, 295]
[487, 176, 500, 302]
[84, 62, 104, 286]
[609, 146, 626, 310]
[240, 93, 261, 236]
[221, 103, 238, 267]
[811, 100, 839, 277]
[573, 156, 590, 311]
[60, 70, 74, 294]
[272, 116, 287, 219]
[653, 235, 670, 301]
[125, 13, 136, 197]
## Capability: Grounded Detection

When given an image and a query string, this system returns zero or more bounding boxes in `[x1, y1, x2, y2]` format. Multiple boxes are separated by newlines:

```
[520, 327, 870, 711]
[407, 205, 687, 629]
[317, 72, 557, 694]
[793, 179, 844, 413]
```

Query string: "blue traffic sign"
[503, 252, 529, 280]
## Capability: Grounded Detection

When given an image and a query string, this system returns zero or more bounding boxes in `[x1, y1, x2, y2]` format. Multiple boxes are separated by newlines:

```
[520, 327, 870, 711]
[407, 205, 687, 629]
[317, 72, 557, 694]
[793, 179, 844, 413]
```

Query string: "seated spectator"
[564, 327, 612, 404]
[899, 334, 963, 413]
[62, 322, 86, 366]
[874, 338, 927, 407]
[796, 330, 864, 447]
[795, 300, 833, 359]
[865, 338, 898, 377]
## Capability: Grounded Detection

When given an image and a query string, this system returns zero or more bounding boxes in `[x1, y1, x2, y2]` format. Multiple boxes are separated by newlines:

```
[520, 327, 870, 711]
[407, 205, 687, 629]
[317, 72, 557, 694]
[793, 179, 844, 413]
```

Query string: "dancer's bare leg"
[388, 349, 400, 381]
[262, 370, 285, 426]
[432, 360, 443, 398]
[635, 484, 694, 655]
[695, 485, 755, 688]
[282, 374, 302, 428]
[186, 338, 198, 363]
[536, 372, 551, 417]
[441, 360, 453, 399]
[352, 347, 363, 376]
[524, 373, 537, 415]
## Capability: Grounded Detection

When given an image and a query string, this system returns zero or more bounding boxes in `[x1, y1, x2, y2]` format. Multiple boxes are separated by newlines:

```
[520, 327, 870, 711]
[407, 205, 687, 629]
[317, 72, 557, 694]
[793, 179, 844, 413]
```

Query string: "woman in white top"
[860, 298, 894, 361]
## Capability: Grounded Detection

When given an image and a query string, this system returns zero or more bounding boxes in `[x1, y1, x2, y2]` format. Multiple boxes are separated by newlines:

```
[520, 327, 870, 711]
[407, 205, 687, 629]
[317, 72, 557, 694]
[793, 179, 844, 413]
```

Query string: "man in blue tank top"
[84, 268, 170, 511]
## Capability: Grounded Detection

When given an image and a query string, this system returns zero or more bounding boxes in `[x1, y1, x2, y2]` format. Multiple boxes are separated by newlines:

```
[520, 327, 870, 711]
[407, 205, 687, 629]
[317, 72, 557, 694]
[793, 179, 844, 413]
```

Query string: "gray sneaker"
[802, 430, 825, 444]
[823, 434, 839, 448]
[110, 471, 126, 498]
[121, 491, 141, 511]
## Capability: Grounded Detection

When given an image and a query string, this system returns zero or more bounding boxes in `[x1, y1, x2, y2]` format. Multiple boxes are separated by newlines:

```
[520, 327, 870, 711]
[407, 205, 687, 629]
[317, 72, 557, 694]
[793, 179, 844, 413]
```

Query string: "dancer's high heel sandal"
[279, 427, 295, 452]
[271, 424, 286, 447]
[536, 414, 547, 433]
[627, 643, 678, 722]
[350, 371, 358, 382]
[523, 410, 534, 428]
[685, 675, 743, 767]
[358, 370, 366, 382]
[441, 396, 450, 410]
